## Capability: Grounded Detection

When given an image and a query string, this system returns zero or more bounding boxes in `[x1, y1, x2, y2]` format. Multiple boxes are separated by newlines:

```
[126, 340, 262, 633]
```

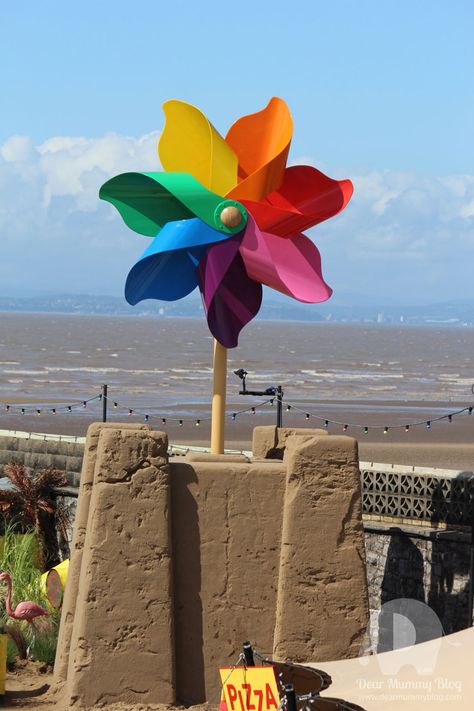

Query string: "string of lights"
[1, 393, 102, 416]
[1, 386, 473, 435]
[103, 394, 275, 427]
[282, 400, 474, 434]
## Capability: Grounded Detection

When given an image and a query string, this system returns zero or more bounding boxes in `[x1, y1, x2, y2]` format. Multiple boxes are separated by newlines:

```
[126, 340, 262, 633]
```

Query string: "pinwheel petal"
[126, 248, 203, 303]
[240, 166, 353, 237]
[125, 218, 233, 304]
[225, 97, 293, 202]
[197, 236, 262, 348]
[159, 100, 239, 195]
[100, 172, 192, 236]
[100, 172, 247, 237]
[239, 216, 332, 303]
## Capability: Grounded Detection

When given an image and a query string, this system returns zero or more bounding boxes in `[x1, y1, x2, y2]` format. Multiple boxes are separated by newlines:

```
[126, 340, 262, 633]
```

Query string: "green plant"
[0, 461, 70, 569]
[5, 623, 27, 662]
[28, 617, 59, 664]
[0, 521, 61, 663]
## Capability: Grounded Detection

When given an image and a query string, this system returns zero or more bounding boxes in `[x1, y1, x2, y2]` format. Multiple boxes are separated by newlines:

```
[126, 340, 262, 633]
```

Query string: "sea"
[0, 313, 473, 437]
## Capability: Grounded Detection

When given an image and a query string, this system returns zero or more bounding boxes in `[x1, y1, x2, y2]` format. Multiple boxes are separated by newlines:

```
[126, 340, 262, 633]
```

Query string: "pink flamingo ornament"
[0, 571, 49, 623]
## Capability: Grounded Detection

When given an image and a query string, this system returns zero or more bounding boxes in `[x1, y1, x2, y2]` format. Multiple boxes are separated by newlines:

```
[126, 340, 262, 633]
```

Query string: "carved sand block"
[54, 422, 150, 685]
[56, 425, 174, 708]
[274, 434, 369, 662]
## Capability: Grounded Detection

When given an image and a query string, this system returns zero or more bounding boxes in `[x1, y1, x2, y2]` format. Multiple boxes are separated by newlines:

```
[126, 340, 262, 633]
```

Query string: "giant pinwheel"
[100, 97, 353, 349]
[100, 98, 353, 451]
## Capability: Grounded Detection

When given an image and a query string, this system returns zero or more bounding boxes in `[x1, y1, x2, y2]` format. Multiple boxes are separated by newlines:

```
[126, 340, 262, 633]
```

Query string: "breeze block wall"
[54, 424, 369, 708]
[0, 433, 84, 485]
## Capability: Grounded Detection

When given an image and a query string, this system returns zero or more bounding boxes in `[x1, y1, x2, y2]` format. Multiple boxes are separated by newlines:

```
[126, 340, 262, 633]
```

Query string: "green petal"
[99, 171, 247, 237]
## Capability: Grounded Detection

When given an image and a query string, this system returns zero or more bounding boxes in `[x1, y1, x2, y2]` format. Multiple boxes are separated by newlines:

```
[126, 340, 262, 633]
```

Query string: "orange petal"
[225, 97, 293, 202]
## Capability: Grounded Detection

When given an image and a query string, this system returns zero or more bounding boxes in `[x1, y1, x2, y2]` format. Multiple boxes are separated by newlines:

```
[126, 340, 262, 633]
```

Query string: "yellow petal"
[158, 100, 238, 196]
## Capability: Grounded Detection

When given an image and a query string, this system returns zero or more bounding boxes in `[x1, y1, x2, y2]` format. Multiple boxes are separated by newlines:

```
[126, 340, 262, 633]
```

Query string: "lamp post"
[234, 369, 283, 428]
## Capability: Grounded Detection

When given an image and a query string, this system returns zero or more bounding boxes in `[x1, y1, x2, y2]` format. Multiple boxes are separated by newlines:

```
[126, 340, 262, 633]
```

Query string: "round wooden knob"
[220, 205, 242, 228]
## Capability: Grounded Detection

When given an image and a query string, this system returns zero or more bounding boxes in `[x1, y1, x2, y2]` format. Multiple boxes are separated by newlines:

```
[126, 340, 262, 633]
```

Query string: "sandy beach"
[3, 660, 215, 710]
[1, 396, 473, 470]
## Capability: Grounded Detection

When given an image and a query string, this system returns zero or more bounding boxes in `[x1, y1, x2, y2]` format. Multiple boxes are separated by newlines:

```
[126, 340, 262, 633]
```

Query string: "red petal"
[241, 165, 353, 237]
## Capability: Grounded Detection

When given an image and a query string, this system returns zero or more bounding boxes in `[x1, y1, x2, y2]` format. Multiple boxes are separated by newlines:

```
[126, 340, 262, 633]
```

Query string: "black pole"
[468, 506, 474, 627]
[276, 386, 283, 428]
[284, 684, 297, 711]
[243, 641, 255, 667]
[102, 384, 108, 423]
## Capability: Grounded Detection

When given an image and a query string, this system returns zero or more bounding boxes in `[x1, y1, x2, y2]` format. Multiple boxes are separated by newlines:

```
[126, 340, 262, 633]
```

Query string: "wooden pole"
[211, 339, 227, 454]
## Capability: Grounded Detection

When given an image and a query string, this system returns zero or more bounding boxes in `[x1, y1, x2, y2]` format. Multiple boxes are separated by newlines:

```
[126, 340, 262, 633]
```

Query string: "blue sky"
[1, 0, 473, 303]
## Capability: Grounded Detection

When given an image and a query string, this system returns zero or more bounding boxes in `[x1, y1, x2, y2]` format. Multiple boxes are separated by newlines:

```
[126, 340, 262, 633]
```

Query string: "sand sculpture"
[54, 424, 369, 708]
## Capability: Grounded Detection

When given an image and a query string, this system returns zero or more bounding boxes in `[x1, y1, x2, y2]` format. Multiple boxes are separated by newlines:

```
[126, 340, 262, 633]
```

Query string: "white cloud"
[459, 199, 474, 219]
[306, 169, 474, 299]
[0, 131, 162, 294]
[37, 131, 160, 208]
[0, 135, 33, 162]
[0, 133, 473, 300]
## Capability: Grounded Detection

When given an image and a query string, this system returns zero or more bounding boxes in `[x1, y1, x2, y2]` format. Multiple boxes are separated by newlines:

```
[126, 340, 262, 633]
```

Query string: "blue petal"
[125, 217, 235, 304]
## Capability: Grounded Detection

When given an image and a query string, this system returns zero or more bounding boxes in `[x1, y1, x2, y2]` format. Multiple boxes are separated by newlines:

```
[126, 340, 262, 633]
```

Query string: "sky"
[1, 0, 473, 304]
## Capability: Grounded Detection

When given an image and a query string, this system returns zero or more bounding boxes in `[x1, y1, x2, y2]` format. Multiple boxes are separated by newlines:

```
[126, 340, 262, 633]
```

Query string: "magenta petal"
[239, 215, 332, 303]
[197, 236, 263, 348]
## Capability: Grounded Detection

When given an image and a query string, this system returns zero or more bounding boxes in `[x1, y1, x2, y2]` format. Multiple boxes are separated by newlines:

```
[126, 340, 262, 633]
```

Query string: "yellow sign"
[219, 667, 280, 711]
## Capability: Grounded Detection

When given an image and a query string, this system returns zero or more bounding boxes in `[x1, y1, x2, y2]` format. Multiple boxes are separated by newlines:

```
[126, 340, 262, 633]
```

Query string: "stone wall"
[365, 523, 472, 647]
[54, 491, 78, 559]
[54, 424, 369, 708]
[360, 460, 474, 646]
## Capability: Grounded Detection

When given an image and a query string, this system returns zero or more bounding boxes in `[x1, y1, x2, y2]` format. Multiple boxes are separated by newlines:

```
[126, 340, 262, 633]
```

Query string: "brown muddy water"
[0, 313, 473, 444]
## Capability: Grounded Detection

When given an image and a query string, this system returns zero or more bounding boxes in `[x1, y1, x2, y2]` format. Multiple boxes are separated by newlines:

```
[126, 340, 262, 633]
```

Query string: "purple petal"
[197, 236, 262, 348]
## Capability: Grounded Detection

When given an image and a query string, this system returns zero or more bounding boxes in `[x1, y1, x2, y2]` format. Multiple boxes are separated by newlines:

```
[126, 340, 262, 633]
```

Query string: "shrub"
[0, 461, 70, 570]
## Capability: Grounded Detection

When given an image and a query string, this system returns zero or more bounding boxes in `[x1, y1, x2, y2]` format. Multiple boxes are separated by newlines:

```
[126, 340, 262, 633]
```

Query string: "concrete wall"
[55, 424, 369, 708]
[0, 432, 84, 485]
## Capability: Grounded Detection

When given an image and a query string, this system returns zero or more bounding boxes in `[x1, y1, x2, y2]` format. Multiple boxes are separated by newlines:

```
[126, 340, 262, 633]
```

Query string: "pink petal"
[239, 215, 332, 303]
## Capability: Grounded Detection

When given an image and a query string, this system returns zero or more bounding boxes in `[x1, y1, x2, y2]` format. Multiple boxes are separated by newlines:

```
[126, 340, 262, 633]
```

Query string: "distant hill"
[0, 293, 473, 326]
